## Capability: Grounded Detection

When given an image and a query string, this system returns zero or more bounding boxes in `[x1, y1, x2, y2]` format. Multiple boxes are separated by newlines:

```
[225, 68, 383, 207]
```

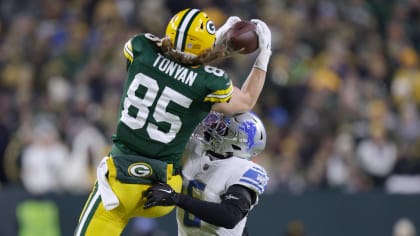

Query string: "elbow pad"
[221, 185, 254, 217]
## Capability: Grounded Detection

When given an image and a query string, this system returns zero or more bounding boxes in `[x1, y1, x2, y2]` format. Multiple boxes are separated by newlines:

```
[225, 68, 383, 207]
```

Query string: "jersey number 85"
[121, 73, 192, 143]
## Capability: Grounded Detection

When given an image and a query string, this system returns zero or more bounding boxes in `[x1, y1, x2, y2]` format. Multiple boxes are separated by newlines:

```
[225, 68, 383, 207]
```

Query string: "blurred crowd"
[0, 0, 420, 196]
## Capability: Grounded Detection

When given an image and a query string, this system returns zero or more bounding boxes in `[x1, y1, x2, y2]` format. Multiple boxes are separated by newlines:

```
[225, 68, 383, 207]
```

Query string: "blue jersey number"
[183, 180, 206, 227]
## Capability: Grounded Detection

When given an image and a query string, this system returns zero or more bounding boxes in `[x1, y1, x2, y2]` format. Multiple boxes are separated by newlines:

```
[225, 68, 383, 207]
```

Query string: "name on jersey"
[153, 53, 197, 87]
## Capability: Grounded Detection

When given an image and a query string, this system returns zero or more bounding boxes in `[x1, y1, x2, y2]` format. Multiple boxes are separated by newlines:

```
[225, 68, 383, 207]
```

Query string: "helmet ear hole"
[231, 145, 241, 150]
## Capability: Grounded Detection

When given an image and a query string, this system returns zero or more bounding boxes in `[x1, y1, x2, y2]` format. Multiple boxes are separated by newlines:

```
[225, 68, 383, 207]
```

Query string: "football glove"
[215, 16, 241, 46]
[251, 19, 272, 71]
[143, 182, 180, 209]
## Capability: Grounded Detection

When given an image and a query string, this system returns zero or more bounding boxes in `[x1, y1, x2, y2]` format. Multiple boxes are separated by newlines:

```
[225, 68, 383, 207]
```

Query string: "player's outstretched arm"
[144, 183, 254, 229]
[212, 19, 272, 116]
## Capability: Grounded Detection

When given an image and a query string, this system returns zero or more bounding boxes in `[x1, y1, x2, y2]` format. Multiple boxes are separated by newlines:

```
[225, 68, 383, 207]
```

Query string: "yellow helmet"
[165, 8, 216, 57]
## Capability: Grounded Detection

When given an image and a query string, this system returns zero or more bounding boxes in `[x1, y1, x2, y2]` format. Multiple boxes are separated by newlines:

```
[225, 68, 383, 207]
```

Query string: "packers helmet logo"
[128, 163, 152, 178]
[206, 20, 216, 35]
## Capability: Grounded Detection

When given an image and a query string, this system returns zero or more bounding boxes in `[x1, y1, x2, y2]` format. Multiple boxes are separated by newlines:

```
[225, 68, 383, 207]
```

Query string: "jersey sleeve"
[123, 38, 134, 63]
[204, 72, 234, 103]
[233, 163, 269, 197]
[123, 34, 151, 66]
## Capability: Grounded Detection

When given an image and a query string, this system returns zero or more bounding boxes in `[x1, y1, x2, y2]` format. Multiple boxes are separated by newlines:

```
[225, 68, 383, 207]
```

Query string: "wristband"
[253, 49, 271, 71]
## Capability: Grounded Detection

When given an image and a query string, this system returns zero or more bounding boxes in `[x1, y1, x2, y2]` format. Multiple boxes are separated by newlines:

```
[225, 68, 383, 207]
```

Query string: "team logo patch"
[239, 121, 257, 151]
[128, 162, 153, 178]
[206, 20, 216, 35]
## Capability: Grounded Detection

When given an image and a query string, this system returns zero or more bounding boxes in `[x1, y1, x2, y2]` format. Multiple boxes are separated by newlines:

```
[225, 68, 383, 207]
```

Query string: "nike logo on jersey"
[153, 53, 197, 86]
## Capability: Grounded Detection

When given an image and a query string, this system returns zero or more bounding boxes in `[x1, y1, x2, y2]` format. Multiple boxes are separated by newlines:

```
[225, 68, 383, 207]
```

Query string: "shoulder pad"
[124, 33, 161, 63]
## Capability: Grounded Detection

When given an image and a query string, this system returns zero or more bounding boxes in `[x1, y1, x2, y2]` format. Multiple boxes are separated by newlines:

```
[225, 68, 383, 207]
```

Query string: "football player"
[74, 8, 271, 236]
[144, 111, 269, 236]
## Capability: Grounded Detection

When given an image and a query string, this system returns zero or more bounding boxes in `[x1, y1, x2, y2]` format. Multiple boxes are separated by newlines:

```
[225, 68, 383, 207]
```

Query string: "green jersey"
[112, 33, 233, 169]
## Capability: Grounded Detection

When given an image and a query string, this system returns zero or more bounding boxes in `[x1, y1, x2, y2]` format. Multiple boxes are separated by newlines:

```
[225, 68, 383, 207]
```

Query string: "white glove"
[215, 16, 241, 46]
[251, 19, 272, 71]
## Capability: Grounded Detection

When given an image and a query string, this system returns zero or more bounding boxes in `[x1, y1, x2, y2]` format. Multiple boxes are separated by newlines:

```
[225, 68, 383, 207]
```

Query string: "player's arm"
[212, 19, 272, 116]
[212, 69, 265, 116]
[144, 183, 255, 229]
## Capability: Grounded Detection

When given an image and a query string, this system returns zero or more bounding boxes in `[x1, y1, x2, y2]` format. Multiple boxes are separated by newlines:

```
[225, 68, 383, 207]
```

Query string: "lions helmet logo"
[128, 163, 152, 178]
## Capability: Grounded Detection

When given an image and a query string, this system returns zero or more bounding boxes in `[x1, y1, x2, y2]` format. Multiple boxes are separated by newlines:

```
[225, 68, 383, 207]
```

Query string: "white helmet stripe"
[175, 9, 200, 51]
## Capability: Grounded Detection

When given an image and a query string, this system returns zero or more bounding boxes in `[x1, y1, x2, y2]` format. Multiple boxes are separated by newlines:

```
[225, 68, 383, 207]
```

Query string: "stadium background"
[0, 0, 420, 235]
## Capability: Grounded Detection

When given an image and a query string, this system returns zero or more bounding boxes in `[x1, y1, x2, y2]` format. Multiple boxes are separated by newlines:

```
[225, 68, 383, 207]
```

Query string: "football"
[225, 21, 258, 54]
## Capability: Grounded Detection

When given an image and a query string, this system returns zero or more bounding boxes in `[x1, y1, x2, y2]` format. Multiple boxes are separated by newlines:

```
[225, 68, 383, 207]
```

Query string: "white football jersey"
[177, 139, 269, 236]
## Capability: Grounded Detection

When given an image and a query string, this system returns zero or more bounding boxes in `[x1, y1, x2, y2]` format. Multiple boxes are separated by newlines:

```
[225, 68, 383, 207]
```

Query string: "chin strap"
[207, 151, 232, 160]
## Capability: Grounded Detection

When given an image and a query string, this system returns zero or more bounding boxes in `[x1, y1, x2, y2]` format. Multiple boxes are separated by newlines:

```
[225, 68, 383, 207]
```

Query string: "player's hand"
[251, 19, 271, 53]
[143, 182, 180, 209]
[250, 19, 272, 71]
[215, 16, 241, 46]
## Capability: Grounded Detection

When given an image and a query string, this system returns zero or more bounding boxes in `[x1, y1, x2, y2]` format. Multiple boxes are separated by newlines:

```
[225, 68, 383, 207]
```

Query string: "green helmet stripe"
[180, 10, 201, 51]
[175, 9, 200, 52]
